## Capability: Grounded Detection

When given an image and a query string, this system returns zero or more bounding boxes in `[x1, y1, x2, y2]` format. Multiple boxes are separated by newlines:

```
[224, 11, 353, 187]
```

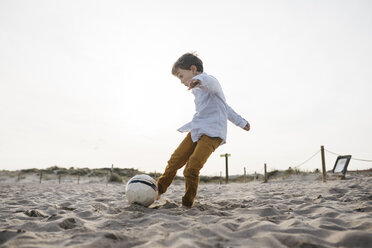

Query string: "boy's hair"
[172, 53, 203, 75]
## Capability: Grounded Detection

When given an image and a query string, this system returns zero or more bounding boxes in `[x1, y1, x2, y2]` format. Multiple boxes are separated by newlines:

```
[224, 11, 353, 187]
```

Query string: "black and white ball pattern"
[125, 174, 158, 207]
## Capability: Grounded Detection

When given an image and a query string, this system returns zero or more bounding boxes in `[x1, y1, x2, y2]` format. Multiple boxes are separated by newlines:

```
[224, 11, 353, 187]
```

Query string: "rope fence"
[217, 141, 372, 184]
[293, 150, 321, 169]
[260, 146, 372, 183]
[325, 149, 372, 162]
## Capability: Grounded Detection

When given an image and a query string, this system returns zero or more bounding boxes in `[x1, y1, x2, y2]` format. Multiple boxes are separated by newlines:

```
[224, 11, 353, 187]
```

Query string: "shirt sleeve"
[226, 104, 248, 128]
[192, 74, 220, 94]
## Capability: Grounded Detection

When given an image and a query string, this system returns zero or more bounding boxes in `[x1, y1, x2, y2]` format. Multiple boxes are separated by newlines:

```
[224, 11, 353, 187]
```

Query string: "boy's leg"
[182, 135, 222, 207]
[157, 133, 196, 195]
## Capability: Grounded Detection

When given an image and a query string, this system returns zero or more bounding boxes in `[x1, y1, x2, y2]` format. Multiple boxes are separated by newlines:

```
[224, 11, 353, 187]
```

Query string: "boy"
[157, 53, 250, 207]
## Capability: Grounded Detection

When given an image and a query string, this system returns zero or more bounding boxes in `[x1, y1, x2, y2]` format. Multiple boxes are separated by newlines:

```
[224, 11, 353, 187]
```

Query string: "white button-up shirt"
[178, 72, 248, 144]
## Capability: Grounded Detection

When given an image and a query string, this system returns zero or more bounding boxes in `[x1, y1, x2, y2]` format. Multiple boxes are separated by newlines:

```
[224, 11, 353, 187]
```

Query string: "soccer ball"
[125, 174, 158, 207]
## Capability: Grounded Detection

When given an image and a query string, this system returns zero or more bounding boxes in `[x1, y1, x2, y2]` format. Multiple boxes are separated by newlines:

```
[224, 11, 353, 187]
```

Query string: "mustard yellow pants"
[157, 133, 222, 207]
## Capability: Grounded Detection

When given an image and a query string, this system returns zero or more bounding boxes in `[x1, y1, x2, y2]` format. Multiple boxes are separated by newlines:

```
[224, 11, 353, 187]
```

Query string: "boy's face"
[175, 66, 198, 87]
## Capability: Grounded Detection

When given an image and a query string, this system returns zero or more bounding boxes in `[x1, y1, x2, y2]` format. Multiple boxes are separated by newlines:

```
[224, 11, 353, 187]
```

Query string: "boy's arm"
[189, 74, 250, 131]
[188, 74, 219, 93]
[227, 104, 250, 131]
[188, 79, 201, 90]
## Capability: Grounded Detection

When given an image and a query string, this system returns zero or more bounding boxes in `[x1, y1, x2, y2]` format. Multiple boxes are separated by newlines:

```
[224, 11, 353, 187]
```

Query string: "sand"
[0, 173, 371, 248]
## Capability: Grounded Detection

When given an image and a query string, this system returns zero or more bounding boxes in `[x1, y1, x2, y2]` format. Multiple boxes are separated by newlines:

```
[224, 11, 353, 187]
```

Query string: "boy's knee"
[185, 156, 203, 173]
[183, 166, 200, 179]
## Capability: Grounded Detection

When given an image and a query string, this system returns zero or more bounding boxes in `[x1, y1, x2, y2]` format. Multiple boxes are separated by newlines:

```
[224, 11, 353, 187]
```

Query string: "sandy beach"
[1, 173, 371, 248]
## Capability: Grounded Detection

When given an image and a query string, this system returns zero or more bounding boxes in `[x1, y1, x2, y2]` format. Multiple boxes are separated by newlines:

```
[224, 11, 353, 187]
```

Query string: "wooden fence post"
[254, 171, 257, 182]
[220, 153, 231, 184]
[244, 167, 247, 183]
[264, 164, 268, 183]
[321, 145, 327, 182]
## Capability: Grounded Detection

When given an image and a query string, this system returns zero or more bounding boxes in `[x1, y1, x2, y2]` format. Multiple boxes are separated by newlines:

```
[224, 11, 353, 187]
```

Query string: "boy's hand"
[243, 122, 250, 131]
[188, 79, 201, 90]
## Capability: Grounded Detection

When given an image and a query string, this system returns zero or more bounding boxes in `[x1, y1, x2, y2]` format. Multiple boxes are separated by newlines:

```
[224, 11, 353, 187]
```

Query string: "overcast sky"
[1, 0, 371, 176]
